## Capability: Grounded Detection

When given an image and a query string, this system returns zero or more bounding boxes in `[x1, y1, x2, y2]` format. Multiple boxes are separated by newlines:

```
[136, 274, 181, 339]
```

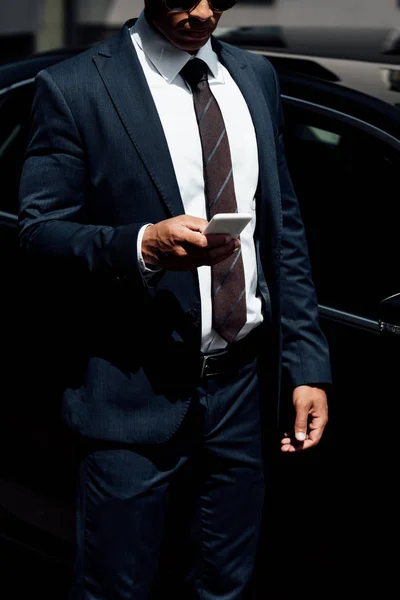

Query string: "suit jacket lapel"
[93, 24, 185, 217]
[213, 39, 282, 240]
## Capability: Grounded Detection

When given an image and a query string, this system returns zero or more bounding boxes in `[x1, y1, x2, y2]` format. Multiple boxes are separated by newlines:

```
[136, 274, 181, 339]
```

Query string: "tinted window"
[0, 82, 34, 215]
[283, 103, 400, 320]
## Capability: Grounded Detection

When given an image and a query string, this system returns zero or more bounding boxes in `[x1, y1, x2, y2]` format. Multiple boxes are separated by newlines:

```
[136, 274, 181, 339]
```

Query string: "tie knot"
[181, 58, 208, 90]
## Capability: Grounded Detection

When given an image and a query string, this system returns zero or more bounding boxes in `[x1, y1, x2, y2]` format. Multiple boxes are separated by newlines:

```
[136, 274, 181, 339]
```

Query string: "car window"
[282, 102, 400, 320]
[0, 82, 35, 215]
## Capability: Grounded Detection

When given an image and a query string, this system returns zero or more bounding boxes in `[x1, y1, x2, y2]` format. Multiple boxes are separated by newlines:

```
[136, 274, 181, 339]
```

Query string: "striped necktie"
[181, 58, 246, 343]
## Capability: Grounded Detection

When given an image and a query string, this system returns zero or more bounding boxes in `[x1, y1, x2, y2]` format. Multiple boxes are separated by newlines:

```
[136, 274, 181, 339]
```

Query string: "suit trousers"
[69, 357, 265, 600]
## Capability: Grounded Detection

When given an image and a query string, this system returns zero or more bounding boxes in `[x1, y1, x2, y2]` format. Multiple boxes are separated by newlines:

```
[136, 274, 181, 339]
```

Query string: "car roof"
[214, 25, 400, 64]
[214, 26, 400, 111]
[0, 38, 399, 138]
[0, 48, 86, 89]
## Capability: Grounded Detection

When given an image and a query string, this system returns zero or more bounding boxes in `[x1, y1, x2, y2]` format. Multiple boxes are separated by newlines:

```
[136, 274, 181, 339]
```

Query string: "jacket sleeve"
[18, 69, 146, 283]
[268, 60, 332, 389]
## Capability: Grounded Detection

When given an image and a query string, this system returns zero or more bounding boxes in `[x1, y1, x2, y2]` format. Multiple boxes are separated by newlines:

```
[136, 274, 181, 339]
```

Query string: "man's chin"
[171, 29, 214, 51]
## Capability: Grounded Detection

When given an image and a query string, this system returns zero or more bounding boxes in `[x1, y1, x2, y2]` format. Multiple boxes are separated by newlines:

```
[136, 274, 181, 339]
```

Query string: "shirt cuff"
[137, 223, 163, 282]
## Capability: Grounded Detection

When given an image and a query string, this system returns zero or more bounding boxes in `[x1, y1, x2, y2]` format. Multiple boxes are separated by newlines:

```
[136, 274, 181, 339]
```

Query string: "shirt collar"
[131, 10, 224, 85]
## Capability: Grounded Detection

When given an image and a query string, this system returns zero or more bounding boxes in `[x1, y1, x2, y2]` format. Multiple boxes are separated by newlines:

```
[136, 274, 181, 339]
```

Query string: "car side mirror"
[379, 293, 400, 339]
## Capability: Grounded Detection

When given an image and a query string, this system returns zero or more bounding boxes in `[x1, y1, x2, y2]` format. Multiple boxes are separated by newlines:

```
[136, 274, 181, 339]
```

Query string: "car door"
[0, 74, 77, 544]
[275, 69, 400, 462]
[0, 79, 34, 405]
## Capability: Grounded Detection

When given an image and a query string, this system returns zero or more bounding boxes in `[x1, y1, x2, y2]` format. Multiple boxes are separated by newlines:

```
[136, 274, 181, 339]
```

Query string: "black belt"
[199, 327, 260, 379]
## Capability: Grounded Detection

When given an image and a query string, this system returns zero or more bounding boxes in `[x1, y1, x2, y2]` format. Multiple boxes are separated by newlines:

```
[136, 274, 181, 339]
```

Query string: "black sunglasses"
[164, 0, 237, 13]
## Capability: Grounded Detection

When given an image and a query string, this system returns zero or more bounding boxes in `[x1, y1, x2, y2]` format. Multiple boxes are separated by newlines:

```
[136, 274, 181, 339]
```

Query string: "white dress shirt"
[131, 11, 263, 353]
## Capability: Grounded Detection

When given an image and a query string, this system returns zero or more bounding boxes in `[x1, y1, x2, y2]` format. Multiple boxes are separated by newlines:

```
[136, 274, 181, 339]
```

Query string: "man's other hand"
[280, 385, 328, 452]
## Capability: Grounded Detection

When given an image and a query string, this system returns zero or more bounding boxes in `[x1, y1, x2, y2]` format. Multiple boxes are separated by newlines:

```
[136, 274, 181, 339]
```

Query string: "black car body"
[1, 28, 399, 587]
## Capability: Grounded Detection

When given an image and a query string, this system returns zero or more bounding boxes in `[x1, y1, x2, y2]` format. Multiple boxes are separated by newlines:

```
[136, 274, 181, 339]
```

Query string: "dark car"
[1, 29, 399, 596]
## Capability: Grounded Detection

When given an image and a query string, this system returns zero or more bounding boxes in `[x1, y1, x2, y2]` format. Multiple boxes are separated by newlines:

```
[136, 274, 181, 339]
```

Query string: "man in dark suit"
[19, 1, 331, 599]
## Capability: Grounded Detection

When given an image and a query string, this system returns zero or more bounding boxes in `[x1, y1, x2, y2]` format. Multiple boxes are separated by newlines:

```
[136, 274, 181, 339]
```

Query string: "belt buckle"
[200, 355, 210, 378]
[200, 351, 226, 378]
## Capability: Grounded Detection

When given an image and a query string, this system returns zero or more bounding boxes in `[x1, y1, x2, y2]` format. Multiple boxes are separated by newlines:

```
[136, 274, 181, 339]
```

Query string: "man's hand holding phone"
[141, 214, 242, 271]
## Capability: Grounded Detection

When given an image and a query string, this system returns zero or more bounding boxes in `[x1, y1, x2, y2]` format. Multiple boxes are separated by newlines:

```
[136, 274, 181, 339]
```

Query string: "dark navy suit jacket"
[18, 20, 331, 445]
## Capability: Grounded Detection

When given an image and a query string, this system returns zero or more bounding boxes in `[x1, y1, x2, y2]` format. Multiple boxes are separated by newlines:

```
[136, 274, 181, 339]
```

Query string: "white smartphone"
[203, 213, 253, 237]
